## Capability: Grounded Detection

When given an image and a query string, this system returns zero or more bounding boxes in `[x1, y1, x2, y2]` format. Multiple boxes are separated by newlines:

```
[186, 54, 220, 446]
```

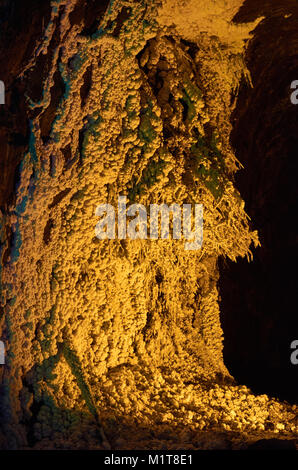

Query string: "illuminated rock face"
[0, 0, 297, 450]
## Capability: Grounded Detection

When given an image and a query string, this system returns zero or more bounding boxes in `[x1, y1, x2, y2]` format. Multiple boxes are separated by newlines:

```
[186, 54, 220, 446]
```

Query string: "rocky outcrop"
[0, 0, 296, 450]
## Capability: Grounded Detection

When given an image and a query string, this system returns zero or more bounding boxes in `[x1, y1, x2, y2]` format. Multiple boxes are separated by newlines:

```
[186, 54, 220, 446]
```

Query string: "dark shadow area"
[219, 1, 298, 403]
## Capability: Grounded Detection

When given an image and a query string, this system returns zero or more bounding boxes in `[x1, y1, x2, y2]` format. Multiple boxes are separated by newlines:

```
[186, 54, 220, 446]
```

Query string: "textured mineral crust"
[0, 0, 297, 450]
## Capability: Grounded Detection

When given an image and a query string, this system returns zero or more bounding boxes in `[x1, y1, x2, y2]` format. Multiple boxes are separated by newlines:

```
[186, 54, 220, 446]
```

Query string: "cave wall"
[0, 0, 297, 450]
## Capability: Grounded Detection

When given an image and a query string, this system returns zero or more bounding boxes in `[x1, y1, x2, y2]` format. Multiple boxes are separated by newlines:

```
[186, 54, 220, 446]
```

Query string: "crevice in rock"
[40, 64, 65, 144]
[48, 188, 71, 210]
[43, 218, 54, 245]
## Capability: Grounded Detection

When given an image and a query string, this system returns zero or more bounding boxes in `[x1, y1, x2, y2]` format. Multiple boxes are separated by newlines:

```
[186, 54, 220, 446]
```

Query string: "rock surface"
[0, 0, 297, 450]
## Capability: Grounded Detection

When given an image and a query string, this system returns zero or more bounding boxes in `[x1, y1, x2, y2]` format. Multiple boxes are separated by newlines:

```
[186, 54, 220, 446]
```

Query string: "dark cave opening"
[219, 3, 298, 403]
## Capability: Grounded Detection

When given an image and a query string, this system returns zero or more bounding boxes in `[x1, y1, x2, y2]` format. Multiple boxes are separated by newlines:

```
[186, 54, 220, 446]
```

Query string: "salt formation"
[0, 0, 297, 449]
